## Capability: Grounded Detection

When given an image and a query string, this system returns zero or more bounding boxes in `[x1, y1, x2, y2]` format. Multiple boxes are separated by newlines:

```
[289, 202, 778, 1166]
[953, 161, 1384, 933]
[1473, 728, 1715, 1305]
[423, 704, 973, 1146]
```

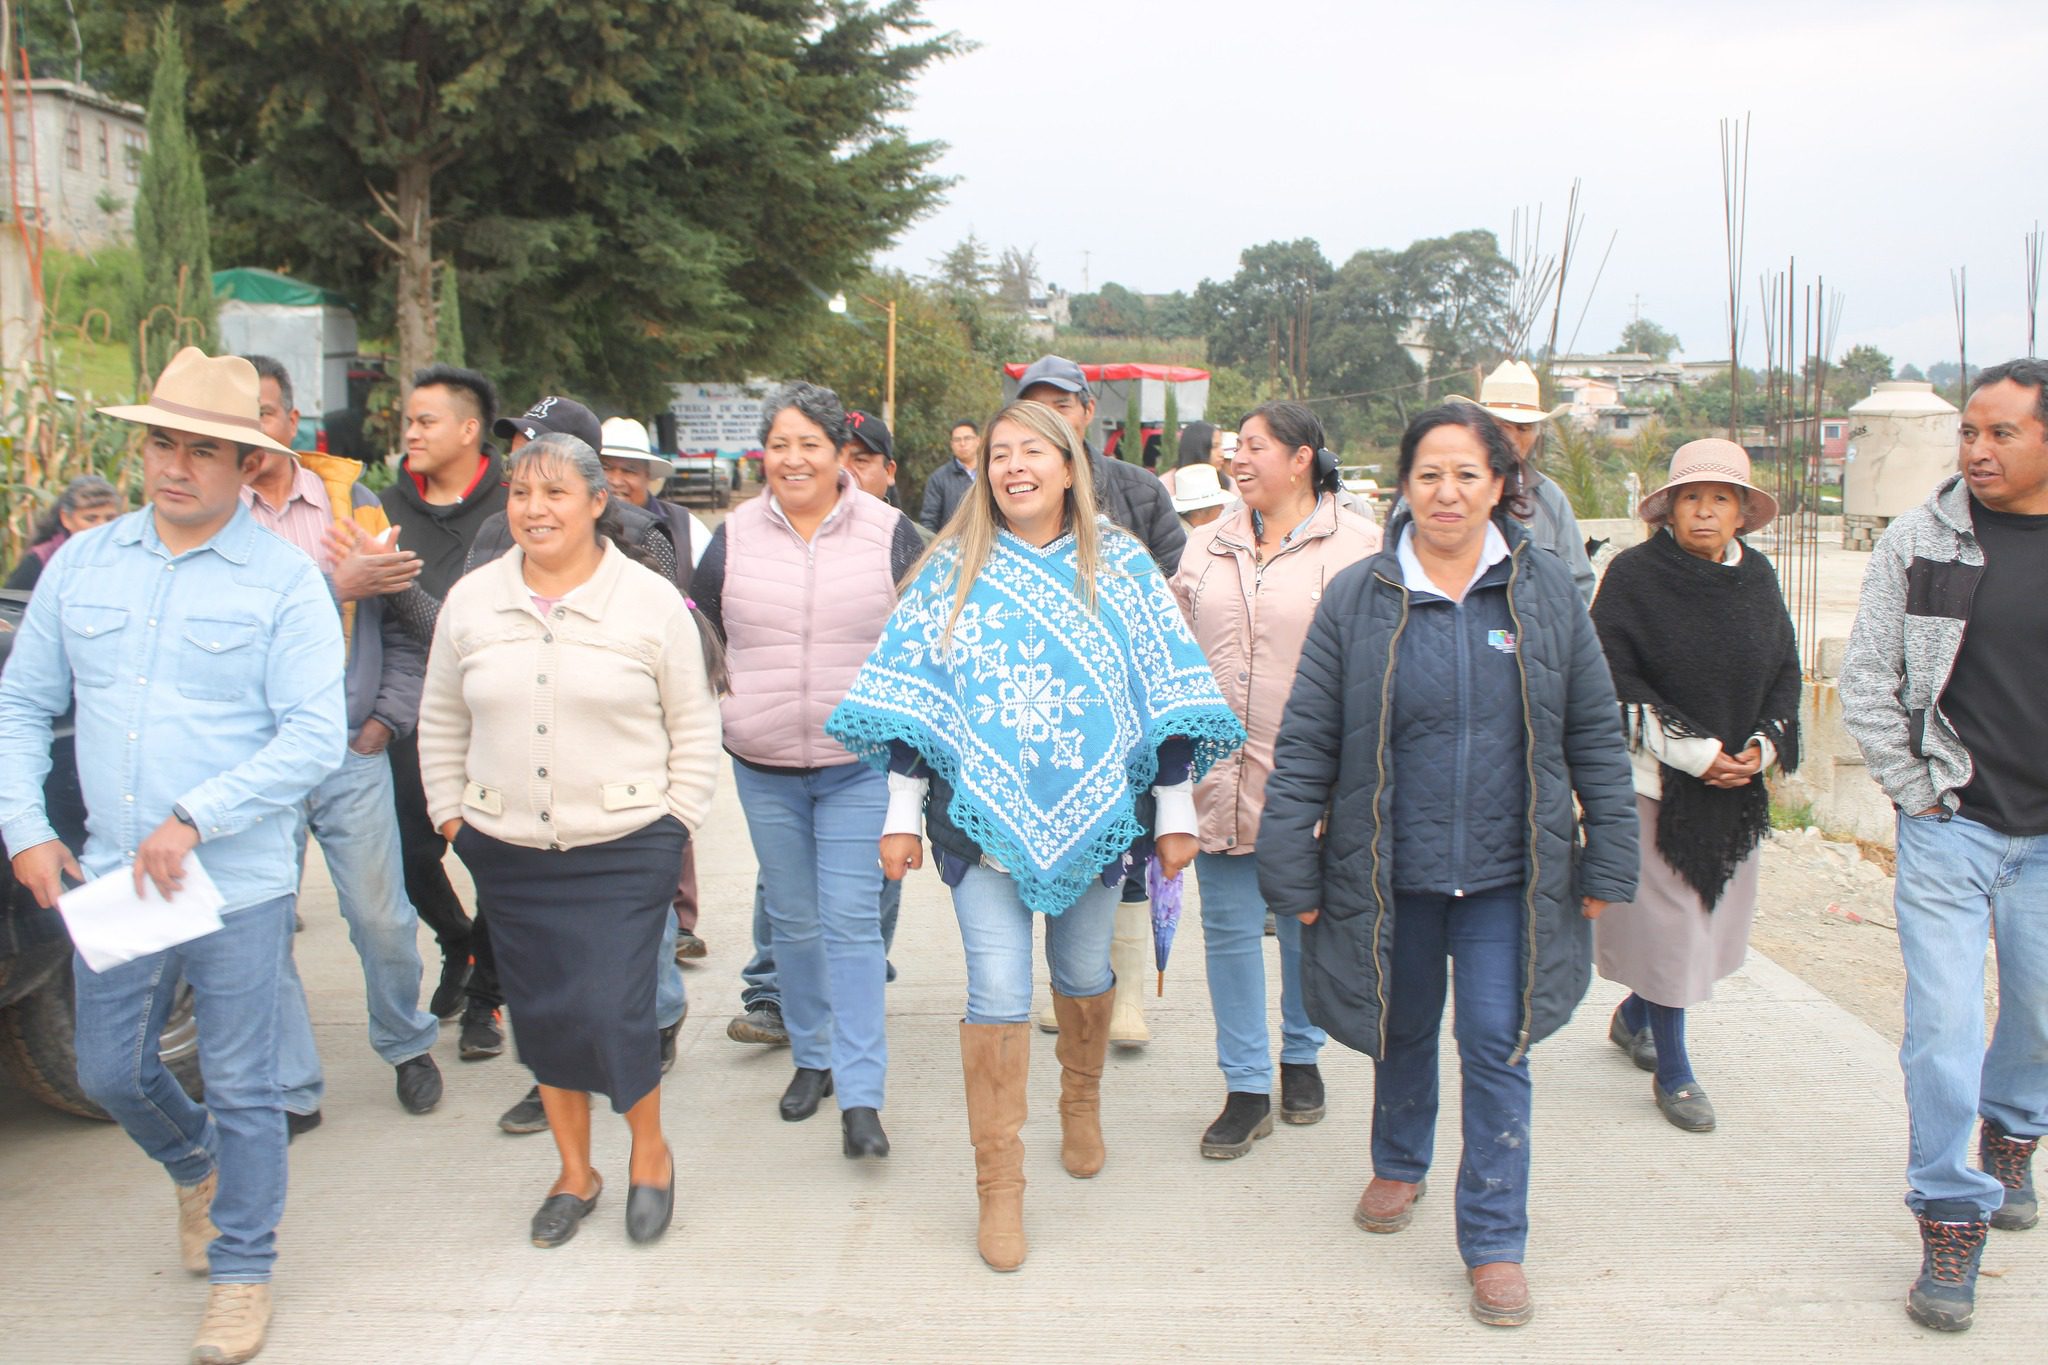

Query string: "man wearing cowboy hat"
[600, 414, 714, 576]
[1168, 460, 1236, 528]
[1449, 360, 1596, 605]
[0, 346, 349, 1363]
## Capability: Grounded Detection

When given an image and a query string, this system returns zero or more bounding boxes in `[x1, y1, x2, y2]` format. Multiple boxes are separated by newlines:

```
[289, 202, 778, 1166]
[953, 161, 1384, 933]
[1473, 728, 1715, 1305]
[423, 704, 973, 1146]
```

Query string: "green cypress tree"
[434, 260, 465, 366]
[129, 8, 217, 384]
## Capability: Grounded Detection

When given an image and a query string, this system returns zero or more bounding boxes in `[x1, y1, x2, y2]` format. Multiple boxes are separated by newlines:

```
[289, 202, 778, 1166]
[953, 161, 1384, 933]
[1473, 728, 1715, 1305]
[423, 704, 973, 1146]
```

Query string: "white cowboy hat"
[1445, 359, 1570, 425]
[1637, 438, 1779, 533]
[98, 347, 296, 455]
[598, 416, 671, 470]
[1170, 461, 1235, 514]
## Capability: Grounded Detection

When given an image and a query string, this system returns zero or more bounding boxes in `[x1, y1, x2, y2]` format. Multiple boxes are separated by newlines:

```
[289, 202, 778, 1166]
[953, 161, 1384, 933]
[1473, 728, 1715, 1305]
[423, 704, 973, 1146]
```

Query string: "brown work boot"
[191, 1282, 271, 1363]
[1468, 1261, 1534, 1327]
[960, 1021, 1031, 1271]
[1051, 987, 1113, 1177]
[1353, 1176, 1426, 1233]
[177, 1170, 220, 1275]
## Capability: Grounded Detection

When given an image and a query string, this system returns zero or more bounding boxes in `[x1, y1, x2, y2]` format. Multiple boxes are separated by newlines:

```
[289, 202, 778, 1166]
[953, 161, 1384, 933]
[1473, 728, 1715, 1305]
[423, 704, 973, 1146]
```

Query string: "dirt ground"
[1752, 828, 2000, 1046]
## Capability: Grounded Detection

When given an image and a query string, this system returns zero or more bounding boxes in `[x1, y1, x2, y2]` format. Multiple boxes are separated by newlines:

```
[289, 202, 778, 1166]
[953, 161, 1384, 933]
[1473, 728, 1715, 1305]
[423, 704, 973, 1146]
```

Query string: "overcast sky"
[880, 0, 2047, 373]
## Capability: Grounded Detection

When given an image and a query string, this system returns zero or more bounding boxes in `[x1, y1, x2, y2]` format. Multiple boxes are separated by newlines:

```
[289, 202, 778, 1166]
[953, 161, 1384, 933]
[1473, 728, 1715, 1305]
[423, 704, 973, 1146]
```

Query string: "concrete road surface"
[2, 768, 2042, 1362]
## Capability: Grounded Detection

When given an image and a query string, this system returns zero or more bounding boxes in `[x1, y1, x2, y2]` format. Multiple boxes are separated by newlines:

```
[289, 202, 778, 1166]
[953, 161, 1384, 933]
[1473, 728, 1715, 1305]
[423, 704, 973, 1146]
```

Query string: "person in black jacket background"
[1259, 403, 1636, 1330]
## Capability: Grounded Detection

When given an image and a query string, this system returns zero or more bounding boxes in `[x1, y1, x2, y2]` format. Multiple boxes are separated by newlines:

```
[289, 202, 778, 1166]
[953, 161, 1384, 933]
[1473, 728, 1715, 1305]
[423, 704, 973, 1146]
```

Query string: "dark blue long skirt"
[455, 815, 687, 1113]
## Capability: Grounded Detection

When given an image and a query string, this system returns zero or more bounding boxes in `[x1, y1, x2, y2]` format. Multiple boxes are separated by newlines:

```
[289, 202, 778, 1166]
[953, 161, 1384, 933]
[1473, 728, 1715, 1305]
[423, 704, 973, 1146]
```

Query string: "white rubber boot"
[1108, 899, 1151, 1048]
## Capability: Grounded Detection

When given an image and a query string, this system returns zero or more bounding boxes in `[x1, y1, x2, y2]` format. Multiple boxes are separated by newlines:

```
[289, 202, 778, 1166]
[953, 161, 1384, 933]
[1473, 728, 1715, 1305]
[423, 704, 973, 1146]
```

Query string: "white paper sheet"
[57, 857, 228, 973]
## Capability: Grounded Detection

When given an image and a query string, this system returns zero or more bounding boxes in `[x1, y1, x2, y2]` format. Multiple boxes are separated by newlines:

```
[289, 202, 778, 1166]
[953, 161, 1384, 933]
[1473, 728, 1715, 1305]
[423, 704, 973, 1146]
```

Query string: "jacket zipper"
[1451, 595, 1471, 894]
[1369, 568, 1409, 1061]
[1503, 545, 1539, 1065]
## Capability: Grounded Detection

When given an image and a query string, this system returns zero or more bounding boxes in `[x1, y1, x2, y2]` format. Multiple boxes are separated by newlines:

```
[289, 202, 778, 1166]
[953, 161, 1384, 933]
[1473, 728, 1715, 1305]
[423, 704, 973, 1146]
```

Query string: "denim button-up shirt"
[0, 505, 347, 912]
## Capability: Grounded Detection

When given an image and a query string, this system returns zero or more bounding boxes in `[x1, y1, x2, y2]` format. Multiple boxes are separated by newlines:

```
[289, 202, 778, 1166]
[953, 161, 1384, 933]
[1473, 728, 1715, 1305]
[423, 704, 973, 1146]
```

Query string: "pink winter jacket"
[718, 477, 905, 769]
[1169, 496, 1381, 854]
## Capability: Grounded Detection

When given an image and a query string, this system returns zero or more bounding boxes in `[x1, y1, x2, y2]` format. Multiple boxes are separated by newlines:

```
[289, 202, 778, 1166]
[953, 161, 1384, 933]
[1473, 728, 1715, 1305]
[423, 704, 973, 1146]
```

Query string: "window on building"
[1613, 415, 1632, 431]
[122, 130, 144, 186]
[98, 122, 111, 178]
[64, 111, 82, 169]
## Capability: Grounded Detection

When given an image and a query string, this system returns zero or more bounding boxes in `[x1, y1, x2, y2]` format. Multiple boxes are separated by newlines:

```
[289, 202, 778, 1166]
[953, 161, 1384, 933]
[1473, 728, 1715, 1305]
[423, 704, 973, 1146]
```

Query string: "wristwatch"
[172, 805, 198, 831]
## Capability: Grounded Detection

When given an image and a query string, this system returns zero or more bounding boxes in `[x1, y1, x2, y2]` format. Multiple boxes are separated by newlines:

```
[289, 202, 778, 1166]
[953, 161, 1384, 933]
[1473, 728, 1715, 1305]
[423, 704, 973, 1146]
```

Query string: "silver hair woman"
[418, 427, 724, 1249]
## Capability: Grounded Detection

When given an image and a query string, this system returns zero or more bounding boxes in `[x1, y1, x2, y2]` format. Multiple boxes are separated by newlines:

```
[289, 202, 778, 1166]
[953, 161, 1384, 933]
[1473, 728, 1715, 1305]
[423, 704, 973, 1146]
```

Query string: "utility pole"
[883, 296, 897, 428]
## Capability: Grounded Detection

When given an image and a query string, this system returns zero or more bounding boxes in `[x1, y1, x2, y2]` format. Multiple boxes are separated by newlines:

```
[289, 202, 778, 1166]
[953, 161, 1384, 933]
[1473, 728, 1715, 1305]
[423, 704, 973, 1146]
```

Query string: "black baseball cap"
[1015, 355, 1091, 398]
[845, 410, 894, 461]
[493, 396, 602, 452]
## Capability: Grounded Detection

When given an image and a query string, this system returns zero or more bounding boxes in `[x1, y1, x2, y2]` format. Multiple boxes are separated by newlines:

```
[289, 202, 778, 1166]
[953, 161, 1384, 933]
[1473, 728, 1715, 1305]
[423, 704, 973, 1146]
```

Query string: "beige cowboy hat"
[1169, 461, 1235, 514]
[1446, 359, 1570, 425]
[1637, 437, 1779, 533]
[98, 347, 296, 455]
[599, 416, 671, 470]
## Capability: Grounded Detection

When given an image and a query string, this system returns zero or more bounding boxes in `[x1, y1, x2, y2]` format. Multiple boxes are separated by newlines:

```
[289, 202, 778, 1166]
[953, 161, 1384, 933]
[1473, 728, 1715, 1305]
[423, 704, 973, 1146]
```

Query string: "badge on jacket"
[1487, 629, 1517, 655]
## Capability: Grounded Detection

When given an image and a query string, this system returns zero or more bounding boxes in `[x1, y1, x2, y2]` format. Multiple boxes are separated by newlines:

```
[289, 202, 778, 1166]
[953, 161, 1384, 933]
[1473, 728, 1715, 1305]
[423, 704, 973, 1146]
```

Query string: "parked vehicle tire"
[0, 957, 203, 1119]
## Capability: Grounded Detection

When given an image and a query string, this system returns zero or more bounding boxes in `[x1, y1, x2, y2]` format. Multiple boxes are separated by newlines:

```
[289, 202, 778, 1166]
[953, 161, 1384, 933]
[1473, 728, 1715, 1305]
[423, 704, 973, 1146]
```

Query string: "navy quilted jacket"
[1257, 516, 1638, 1061]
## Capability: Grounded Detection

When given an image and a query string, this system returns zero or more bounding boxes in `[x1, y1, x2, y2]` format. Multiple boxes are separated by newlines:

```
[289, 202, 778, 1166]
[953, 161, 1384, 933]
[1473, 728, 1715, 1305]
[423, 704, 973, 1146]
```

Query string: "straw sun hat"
[1445, 360, 1571, 425]
[98, 347, 295, 454]
[1636, 438, 1779, 533]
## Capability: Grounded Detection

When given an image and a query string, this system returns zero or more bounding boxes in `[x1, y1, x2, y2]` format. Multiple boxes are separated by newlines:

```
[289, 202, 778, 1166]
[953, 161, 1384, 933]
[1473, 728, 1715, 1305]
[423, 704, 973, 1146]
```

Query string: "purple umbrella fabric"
[1146, 855, 1183, 996]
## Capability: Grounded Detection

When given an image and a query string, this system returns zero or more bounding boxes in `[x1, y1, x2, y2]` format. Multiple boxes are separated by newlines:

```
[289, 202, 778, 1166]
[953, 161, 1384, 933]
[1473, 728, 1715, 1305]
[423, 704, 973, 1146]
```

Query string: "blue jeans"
[73, 896, 296, 1283]
[1372, 886, 1532, 1268]
[278, 749, 439, 1111]
[730, 760, 889, 1109]
[1197, 851, 1324, 1092]
[1894, 810, 2048, 1218]
[656, 905, 686, 1030]
[740, 874, 901, 1009]
[952, 865, 1118, 1023]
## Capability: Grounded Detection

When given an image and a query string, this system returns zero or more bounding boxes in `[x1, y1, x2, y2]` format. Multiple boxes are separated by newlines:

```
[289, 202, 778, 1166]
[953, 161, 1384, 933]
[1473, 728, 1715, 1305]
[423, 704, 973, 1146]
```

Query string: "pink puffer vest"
[720, 479, 901, 768]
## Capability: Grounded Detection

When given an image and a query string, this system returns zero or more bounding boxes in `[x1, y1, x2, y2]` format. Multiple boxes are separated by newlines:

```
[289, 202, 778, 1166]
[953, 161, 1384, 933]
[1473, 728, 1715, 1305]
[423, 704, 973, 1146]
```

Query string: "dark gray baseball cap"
[1015, 355, 1091, 398]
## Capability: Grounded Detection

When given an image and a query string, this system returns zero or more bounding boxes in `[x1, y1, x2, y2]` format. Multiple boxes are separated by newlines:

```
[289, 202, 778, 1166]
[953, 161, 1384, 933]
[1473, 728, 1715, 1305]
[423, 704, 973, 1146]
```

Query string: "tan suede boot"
[177, 1170, 220, 1275]
[192, 1282, 271, 1363]
[1108, 900, 1151, 1047]
[1051, 987, 1113, 1177]
[960, 1021, 1030, 1271]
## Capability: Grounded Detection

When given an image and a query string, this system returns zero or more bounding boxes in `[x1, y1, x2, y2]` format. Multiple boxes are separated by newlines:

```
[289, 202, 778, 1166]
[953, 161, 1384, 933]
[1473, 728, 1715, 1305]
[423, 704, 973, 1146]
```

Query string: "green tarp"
[212, 267, 352, 311]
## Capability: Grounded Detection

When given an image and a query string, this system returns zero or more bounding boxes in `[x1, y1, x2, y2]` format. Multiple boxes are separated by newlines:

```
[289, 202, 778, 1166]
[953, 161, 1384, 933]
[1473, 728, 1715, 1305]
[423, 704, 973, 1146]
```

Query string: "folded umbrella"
[1146, 855, 1183, 996]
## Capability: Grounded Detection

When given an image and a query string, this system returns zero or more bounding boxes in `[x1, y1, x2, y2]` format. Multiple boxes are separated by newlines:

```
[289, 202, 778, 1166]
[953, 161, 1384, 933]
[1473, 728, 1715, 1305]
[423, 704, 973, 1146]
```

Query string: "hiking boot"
[1981, 1119, 2039, 1231]
[1279, 1062, 1326, 1124]
[459, 1003, 504, 1061]
[1469, 1261, 1534, 1327]
[1907, 1202, 1989, 1332]
[499, 1086, 549, 1135]
[1199, 1092, 1274, 1159]
[176, 1170, 219, 1274]
[726, 1003, 789, 1046]
[673, 931, 708, 963]
[191, 1282, 271, 1364]
[1654, 1078, 1716, 1132]
[659, 1018, 683, 1074]
[1608, 1004, 1656, 1072]
[1354, 1176, 1426, 1234]
[429, 953, 471, 1019]
[394, 1054, 443, 1115]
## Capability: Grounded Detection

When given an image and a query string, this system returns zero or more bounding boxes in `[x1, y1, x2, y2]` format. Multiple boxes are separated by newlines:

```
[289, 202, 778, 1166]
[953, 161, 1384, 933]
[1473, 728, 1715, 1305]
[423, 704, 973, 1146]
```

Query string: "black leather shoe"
[842, 1106, 890, 1159]
[286, 1109, 322, 1143]
[499, 1086, 548, 1135]
[727, 1004, 789, 1046]
[626, 1146, 676, 1244]
[779, 1067, 833, 1121]
[530, 1181, 601, 1248]
[429, 953, 472, 1020]
[1200, 1092, 1274, 1159]
[1279, 1062, 1326, 1125]
[659, 1021, 681, 1075]
[1655, 1078, 1717, 1132]
[395, 1054, 443, 1115]
[1609, 1005, 1657, 1072]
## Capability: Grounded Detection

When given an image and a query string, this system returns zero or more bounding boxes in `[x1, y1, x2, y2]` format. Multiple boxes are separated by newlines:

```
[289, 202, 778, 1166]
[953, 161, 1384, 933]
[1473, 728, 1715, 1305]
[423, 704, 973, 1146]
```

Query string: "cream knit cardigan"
[419, 540, 721, 850]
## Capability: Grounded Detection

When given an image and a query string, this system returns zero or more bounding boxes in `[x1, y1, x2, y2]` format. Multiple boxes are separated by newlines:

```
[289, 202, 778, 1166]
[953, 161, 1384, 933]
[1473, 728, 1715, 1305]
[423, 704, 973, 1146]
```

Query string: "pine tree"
[434, 260, 465, 367]
[129, 8, 216, 384]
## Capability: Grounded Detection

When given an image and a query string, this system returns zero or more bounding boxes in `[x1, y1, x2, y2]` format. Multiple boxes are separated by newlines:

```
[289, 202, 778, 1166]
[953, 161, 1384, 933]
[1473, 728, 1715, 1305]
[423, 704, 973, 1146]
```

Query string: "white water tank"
[1842, 382, 1958, 546]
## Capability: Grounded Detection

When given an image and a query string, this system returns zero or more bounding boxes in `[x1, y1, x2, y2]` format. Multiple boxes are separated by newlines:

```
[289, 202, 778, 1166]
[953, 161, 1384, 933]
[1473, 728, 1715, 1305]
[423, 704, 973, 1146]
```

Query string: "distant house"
[1552, 351, 1687, 403]
[1, 79, 147, 252]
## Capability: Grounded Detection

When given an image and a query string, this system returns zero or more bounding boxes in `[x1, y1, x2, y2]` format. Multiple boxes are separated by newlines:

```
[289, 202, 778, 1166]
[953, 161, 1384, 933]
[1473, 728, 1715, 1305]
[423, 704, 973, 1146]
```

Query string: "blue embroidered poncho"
[827, 523, 1244, 916]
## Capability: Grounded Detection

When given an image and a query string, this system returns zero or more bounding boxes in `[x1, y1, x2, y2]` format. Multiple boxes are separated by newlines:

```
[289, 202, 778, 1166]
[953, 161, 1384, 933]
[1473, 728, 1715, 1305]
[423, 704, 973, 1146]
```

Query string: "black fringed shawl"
[1590, 528, 1801, 907]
